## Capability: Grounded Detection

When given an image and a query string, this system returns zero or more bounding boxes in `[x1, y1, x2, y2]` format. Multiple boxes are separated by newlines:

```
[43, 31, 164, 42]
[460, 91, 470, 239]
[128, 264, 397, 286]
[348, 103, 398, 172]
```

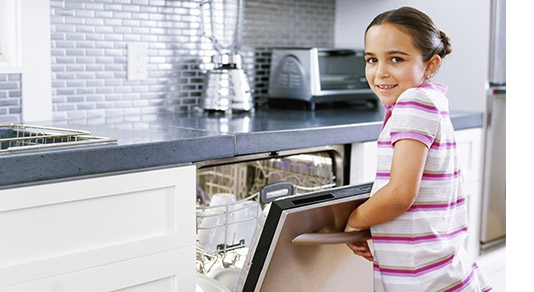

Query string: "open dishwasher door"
[236, 183, 373, 292]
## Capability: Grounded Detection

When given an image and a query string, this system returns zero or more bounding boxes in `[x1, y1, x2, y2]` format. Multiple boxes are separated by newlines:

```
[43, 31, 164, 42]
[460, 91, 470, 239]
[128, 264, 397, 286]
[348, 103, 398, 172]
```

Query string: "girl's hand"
[346, 240, 374, 262]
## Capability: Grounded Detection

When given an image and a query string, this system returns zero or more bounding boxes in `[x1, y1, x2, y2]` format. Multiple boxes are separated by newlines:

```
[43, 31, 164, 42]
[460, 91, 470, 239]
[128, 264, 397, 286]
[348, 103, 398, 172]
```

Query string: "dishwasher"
[195, 145, 373, 292]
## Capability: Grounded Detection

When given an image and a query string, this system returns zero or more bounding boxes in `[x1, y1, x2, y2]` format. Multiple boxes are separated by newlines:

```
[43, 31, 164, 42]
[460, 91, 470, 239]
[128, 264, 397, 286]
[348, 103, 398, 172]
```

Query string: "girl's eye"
[366, 57, 377, 64]
[391, 57, 403, 63]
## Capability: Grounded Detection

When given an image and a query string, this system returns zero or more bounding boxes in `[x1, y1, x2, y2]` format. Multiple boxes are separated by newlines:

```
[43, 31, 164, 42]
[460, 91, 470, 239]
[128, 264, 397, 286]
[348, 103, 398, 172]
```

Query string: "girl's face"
[364, 23, 435, 105]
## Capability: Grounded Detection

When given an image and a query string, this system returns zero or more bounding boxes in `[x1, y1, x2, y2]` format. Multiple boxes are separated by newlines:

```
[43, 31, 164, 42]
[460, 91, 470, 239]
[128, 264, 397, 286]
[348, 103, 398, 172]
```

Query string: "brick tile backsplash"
[0, 74, 22, 123]
[0, 0, 334, 122]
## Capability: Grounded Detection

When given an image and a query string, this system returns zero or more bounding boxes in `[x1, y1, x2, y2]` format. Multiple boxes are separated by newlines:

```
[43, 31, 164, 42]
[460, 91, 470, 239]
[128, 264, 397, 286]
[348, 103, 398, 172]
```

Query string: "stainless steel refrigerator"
[480, 0, 506, 250]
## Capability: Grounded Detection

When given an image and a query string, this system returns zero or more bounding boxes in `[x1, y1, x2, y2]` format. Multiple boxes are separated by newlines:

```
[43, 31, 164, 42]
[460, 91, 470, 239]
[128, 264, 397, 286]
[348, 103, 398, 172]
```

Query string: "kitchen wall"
[335, 0, 491, 112]
[0, 74, 22, 123]
[0, 0, 335, 123]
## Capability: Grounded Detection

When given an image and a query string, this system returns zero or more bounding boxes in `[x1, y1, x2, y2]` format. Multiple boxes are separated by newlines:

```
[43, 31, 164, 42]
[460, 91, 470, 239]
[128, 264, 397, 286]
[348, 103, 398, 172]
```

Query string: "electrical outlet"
[127, 42, 148, 81]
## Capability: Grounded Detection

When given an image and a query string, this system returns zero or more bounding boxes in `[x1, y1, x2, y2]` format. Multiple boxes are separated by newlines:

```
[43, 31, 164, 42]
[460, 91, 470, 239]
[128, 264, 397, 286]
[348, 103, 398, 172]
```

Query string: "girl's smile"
[364, 23, 439, 105]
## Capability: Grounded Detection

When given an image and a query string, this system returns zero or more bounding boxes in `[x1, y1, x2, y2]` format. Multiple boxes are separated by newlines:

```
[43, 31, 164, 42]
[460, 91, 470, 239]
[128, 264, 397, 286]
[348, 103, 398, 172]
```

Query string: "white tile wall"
[0, 74, 22, 123]
[0, 0, 335, 123]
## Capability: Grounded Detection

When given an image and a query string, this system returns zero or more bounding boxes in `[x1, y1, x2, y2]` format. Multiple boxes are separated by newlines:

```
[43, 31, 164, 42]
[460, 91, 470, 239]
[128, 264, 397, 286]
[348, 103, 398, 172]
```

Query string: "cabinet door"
[350, 141, 377, 185]
[455, 128, 484, 258]
[455, 128, 483, 184]
[0, 166, 196, 291]
[1, 247, 195, 292]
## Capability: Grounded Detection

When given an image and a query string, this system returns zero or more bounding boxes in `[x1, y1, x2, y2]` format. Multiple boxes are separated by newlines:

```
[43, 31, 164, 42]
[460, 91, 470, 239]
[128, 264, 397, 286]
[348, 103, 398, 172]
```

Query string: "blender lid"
[236, 183, 372, 292]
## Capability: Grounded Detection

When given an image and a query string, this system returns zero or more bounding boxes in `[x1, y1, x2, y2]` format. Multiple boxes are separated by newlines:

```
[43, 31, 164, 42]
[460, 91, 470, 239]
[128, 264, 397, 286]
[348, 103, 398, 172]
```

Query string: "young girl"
[345, 7, 492, 292]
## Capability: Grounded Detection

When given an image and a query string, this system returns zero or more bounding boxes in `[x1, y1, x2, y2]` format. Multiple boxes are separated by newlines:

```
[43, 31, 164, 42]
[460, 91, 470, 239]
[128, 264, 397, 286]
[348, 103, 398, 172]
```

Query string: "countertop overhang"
[0, 106, 483, 188]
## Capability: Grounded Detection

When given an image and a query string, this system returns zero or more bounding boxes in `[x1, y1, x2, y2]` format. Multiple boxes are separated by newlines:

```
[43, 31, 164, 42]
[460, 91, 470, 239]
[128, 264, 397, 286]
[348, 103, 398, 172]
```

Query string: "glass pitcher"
[200, 0, 244, 55]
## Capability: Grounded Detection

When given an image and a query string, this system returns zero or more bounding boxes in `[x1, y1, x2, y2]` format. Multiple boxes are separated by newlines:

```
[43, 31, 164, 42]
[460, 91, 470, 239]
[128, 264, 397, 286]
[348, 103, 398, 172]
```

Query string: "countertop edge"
[0, 111, 483, 188]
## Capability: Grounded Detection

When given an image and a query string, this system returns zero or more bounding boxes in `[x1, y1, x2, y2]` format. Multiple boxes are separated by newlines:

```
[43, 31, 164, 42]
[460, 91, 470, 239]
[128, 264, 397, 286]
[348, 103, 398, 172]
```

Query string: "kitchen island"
[0, 106, 482, 188]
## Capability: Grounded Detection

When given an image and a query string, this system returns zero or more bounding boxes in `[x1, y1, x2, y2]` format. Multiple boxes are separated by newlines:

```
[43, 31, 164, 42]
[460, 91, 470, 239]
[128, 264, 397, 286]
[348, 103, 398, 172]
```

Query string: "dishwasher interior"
[195, 145, 346, 292]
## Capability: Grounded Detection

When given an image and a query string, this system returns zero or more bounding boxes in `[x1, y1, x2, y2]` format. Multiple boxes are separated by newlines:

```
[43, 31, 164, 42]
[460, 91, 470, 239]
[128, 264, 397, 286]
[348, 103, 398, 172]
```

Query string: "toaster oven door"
[317, 49, 369, 91]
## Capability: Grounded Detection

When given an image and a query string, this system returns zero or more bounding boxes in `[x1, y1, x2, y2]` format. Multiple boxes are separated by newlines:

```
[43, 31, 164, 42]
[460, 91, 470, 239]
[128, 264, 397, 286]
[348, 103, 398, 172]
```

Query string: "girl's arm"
[346, 139, 428, 231]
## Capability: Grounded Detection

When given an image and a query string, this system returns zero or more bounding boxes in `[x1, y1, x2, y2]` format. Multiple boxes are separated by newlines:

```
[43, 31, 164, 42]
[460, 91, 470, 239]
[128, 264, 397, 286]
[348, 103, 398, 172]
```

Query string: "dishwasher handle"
[260, 181, 295, 204]
[292, 230, 372, 245]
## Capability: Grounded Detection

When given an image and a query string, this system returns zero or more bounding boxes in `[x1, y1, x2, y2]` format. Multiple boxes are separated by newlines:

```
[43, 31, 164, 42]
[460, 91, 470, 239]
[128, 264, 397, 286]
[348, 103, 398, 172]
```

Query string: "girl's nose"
[376, 63, 389, 79]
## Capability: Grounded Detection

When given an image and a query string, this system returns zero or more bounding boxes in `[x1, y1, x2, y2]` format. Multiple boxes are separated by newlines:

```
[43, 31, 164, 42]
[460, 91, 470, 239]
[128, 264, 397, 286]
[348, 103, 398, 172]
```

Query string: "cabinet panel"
[455, 128, 483, 258]
[349, 141, 377, 185]
[464, 182, 482, 258]
[455, 128, 483, 183]
[0, 166, 196, 289]
[1, 247, 196, 292]
[2, 187, 175, 266]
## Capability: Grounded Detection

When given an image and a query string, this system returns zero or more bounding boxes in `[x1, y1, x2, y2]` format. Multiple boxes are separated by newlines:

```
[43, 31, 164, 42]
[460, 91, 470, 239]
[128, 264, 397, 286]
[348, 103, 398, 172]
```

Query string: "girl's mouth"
[376, 84, 398, 92]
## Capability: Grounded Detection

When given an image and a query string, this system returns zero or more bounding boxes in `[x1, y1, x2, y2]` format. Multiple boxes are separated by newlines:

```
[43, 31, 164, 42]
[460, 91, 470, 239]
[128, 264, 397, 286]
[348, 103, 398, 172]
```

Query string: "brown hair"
[366, 7, 452, 61]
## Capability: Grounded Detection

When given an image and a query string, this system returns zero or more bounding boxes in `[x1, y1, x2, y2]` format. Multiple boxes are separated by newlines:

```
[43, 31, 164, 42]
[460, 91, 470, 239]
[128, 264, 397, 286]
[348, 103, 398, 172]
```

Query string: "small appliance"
[268, 48, 377, 110]
[199, 0, 253, 112]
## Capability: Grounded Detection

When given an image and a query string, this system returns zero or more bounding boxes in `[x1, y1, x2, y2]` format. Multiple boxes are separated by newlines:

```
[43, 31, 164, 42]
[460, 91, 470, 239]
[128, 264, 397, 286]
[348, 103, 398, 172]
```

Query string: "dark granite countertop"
[0, 106, 483, 188]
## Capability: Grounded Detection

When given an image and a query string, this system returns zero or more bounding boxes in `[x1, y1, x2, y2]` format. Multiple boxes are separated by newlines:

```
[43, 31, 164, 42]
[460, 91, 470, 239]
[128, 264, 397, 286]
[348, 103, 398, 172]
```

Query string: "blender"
[199, 0, 253, 112]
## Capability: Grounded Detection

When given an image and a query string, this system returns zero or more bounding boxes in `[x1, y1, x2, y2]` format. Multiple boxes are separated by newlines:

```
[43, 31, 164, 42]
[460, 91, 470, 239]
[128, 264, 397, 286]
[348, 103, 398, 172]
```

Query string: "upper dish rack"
[0, 124, 117, 152]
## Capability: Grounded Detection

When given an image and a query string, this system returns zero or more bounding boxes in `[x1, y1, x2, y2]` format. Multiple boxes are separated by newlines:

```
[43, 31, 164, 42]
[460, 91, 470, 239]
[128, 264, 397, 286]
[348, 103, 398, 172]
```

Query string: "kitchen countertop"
[0, 106, 483, 188]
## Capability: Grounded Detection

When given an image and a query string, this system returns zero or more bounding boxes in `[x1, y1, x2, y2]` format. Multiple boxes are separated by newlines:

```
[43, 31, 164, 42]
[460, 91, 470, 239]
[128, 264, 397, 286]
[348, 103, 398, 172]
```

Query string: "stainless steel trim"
[310, 48, 321, 95]
[480, 85, 506, 249]
[5, 136, 118, 152]
[0, 124, 117, 152]
[253, 210, 289, 292]
[488, 0, 506, 84]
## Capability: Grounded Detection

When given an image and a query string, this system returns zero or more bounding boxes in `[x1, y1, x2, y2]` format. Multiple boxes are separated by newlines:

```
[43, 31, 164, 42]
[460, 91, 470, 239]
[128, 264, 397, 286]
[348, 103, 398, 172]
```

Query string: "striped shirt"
[370, 83, 491, 292]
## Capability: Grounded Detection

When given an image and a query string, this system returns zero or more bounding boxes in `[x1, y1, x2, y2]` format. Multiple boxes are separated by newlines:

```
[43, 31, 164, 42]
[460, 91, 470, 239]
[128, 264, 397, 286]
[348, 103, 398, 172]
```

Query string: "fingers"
[346, 241, 374, 262]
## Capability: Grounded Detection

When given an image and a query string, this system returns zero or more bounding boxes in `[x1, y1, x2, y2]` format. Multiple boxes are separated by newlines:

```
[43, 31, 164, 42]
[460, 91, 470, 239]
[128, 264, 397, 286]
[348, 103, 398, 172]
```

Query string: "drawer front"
[1, 247, 195, 292]
[0, 166, 195, 288]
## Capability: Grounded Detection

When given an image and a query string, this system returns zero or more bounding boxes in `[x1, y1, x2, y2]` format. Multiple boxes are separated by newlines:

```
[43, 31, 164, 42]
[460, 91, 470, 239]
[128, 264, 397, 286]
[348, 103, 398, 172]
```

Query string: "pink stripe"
[396, 101, 439, 114]
[380, 138, 456, 150]
[442, 263, 480, 292]
[375, 172, 390, 179]
[375, 170, 461, 181]
[391, 131, 434, 148]
[419, 82, 448, 95]
[395, 100, 449, 116]
[407, 197, 466, 212]
[373, 253, 454, 277]
[372, 227, 468, 244]
[377, 141, 393, 148]
[431, 141, 457, 149]
[422, 170, 461, 181]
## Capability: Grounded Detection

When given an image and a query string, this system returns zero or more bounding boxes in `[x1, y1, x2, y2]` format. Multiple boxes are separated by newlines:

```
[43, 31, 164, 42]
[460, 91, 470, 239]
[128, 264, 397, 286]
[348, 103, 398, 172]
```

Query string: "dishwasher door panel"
[239, 184, 373, 292]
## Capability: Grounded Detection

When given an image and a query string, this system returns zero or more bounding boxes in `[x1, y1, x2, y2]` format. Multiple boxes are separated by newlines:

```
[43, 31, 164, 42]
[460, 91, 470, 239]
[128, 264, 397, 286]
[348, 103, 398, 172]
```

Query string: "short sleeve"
[388, 89, 441, 148]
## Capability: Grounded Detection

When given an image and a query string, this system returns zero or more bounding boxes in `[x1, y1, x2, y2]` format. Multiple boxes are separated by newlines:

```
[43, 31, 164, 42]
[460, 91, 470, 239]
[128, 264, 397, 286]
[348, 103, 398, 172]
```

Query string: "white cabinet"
[0, 165, 196, 292]
[350, 140, 377, 185]
[350, 128, 484, 258]
[455, 128, 484, 258]
[347, 141, 377, 292]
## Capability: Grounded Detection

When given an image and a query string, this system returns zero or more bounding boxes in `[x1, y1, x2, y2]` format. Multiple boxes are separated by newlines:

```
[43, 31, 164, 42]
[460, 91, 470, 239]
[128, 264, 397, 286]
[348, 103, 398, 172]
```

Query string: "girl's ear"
[425, 54, 441, 78]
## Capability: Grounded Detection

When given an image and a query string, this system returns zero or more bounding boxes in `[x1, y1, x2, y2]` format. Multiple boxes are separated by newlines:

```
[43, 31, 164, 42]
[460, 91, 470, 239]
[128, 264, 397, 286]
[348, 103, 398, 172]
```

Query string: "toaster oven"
[268, 48, 377, 110]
